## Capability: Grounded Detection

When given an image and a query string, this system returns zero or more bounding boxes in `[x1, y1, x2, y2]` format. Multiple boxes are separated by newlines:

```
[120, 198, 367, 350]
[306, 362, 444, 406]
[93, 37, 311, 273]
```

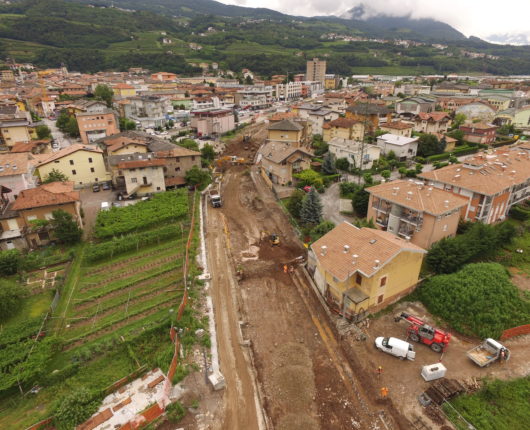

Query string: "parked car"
[101, 182, 111, 191]
[375, 336, 416, 360]
[92, 184, 100, 192]
[303, 185, 312, 193]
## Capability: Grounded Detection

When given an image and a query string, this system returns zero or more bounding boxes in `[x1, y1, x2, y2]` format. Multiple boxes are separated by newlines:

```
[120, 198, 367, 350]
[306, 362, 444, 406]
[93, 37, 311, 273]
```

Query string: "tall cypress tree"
[300, 188, 323, 225]
[322, 152, 336, 175]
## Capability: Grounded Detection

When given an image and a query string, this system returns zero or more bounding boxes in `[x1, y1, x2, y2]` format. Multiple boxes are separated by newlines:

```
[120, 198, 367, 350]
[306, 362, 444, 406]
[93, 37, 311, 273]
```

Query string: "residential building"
[434, 133, 457, 152]
[123, 95, 172, 129]
[0, 116, 33, 148]
[113, 83, 137, 98]
[151, 72, 177, 81]
[190, 109, 235, 136]
[376, 134, 419, 160]
[395, 97, 436, 117]
[267, 120, 305, 146]
[308, 222, 426, 320]
[367, 180, 468, 249]
[76, 109, 120, 145]
[460, 123, 497, 145]
[379, 121, 413, 138]
[324, 74, 339, 90]
[36, 144, 109, 187]
[495, 106, 530, 129]
[116, 158, 166, 196]
[419, 147, 530, 224]
[328, 138, 381, 170]
[412, 112, 451, 134]
[275, 82, 303, 101]
[0, 152, 38, 201]
[295, 104, 339, 135]
[67, 100, 108, 116]
[1, 181, 82, 250]
[306, 58, 326, 84]
[153, 147, 201, 183]
[345, 103, 391, 133]
[257, 142, 313, 186]
[323, 118, 365, 142]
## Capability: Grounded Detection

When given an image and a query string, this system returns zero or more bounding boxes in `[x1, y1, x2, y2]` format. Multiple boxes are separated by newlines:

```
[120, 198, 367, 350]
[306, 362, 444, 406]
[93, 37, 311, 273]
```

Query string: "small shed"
[421, 363, 447, 381]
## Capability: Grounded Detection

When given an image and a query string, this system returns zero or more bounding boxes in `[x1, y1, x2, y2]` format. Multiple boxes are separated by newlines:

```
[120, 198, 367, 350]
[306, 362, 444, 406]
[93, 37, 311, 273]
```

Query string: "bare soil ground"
[205, 167, 409, 429]
[350, 301, 530, 428]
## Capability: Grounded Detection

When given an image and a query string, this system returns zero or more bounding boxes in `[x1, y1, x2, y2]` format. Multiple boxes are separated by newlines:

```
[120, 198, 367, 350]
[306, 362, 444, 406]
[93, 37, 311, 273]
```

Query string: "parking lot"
[80, 187, 115, 237]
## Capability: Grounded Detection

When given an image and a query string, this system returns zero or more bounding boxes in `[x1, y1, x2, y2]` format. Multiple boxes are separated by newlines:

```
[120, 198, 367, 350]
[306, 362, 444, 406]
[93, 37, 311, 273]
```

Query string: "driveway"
[80, 188, 115, 238]
[42, 118, 73, 150]
[320, 182, 355, 226]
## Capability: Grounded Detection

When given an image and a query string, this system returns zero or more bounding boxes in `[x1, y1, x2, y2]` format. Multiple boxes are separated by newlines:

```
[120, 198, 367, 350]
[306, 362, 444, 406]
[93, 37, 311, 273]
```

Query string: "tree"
[293, 169, 323, 188]
[417, 134, 445, 157]
[53, 388, 102, 430]
[335, 157, 350, 172]
[0, 249, 22, 276]
[201, 144, 216, 162]
[119, 117, 136, 131]
[311, 221, 335, 240]
[244, 75, 253, 85]
[452, 113, 466, 129]
[185, 166, 211, 189]
[177, 138, 199, 151]
[300, 188, 323, 225]
[43, 168, 69, 184]
[398, 167, 407, 178]
[51, 210, 82, 244]
[363, 173, 374, 186]
[55, 110, 70, 131]
[0, 279, 24, 322]
[352, 188, 369, 217]
[35, 125, 52, 140]
[381, 170, 391, 180]
[94, 84, 114, 107]
[287, 189, 305, 219]
[322, 152, 336, 175]
[311, 134, 328, 156]
[65, 117, 79, 137]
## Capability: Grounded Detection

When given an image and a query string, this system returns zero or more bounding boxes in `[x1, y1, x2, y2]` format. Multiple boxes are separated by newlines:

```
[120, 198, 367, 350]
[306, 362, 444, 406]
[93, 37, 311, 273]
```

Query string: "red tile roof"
[116, 159, 165, 169]
[11, 181, 79, 210]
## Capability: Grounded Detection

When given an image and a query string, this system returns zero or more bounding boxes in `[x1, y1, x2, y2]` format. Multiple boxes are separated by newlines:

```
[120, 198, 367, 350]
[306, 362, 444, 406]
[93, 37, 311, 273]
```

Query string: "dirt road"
[206, 166, 409, 429]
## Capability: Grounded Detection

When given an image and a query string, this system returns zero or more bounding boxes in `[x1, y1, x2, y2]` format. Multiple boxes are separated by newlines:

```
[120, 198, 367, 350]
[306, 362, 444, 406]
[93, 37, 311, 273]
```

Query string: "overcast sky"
[219, 0, 530, 41]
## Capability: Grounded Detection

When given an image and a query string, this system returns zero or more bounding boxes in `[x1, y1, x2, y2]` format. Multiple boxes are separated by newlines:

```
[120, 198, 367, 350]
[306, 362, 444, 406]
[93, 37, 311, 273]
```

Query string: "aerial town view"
[0, 0, 529, 429]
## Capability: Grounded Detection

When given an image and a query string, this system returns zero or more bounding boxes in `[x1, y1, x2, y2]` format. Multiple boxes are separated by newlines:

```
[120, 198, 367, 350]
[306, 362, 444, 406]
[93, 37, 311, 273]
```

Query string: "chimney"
[343, 245, 350, 253]
[444, 200, 449, 208]
[352, 254, 358, 264]
[392, 186, 399, 195]
[406, 191, 413, 200]
[374, 259, 380, 269]
[404, 236, 411, 241]
[320, 245, 327, 256]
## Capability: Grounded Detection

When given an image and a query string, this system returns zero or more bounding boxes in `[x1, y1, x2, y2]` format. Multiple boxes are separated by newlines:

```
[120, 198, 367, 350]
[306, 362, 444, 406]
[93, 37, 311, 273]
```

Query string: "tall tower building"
[306, 58, 326, 84]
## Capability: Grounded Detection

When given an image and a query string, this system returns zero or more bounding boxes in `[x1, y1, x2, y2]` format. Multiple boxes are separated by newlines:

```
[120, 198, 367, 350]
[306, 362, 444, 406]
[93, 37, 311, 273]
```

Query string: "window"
[27, 215, 37, 221]
[442, 224, 448, 232]
[54, 160, 60, 163]
[175, 167, 180, 172]
[356, 273, 362, 285]
[378, 294, 384, 304]
[380, 276, 387, 287]
[156, 187, 161, 190]
[131, 177, 137, 183]
[69, 160, 74, 165]
[191, 156, 196, 161]
[72, 169, 77, 175]
[90, 167, 95, 173]
[88, 157, 93, 163]
[95, 178, 98, 182]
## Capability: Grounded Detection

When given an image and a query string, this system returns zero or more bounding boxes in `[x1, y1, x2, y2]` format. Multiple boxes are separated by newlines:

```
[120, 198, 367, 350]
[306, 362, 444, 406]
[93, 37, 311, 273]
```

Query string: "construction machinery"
[467, 338, 510, 367]
[395, 312, 451, 353]
[208, 187, 222, 208]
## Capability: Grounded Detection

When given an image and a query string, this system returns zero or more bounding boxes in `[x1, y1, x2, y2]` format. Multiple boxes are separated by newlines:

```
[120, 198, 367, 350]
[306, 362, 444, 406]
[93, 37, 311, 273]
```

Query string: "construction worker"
[377, 366, 383, 376]
[283, 264, 288, 274]
[500, 348, 506, 364]
[380, 387, 389, 399]
[289, 265, 295, 274]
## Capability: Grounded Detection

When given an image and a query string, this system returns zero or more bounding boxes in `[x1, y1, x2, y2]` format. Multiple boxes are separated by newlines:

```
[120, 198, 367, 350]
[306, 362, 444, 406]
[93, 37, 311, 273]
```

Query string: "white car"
[375, 336, 416, 360]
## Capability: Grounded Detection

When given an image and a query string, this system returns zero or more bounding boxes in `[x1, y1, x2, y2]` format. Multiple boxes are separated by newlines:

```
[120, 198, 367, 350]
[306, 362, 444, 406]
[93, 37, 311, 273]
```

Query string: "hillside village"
[0, 20, 529, 430]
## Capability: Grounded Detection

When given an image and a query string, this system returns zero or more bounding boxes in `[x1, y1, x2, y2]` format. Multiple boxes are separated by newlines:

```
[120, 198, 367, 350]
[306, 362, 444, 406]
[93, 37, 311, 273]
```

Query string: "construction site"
[198, 125, 530, 430]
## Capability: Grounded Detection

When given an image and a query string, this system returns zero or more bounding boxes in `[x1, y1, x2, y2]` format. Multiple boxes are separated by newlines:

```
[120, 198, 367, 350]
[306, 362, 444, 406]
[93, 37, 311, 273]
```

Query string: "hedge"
[509, 205, 530, 221]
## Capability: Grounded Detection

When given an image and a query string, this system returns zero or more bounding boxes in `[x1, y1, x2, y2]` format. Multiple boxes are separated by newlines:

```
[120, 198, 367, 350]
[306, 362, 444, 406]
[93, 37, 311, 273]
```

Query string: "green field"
[0, 190, 204, 428]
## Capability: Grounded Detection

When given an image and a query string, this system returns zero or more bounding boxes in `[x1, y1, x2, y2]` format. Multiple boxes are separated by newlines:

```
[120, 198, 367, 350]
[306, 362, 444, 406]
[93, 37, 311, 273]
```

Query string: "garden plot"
[25, 264, 67, 294]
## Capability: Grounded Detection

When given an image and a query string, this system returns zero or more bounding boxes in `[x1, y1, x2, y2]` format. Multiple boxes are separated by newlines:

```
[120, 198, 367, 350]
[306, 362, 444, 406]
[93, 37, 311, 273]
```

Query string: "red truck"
[395, 312, 451, 353]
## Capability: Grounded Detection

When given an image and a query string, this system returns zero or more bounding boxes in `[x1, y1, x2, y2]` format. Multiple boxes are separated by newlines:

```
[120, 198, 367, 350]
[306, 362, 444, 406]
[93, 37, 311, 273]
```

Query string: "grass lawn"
[444, 377, 530, 430]
[497, 220, 530, 274]
[1, 292, 52, 330]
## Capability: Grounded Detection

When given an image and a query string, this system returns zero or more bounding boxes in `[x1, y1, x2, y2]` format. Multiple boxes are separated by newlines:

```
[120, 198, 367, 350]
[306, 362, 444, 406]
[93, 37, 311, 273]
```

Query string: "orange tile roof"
[11, 181, 79, 210]
[0, 152, 31, 176]
[311, 222, 426, 281]
[327, 117, 362, 128]
[269, 112, 298, 121]
[116, 159, 165, 169]
[367, 179, 468, 216]
[155, 147, 200, 157]
[416, 112, 450, 121]
[419, 148, 530, 195]
[382, 121, 414, 130]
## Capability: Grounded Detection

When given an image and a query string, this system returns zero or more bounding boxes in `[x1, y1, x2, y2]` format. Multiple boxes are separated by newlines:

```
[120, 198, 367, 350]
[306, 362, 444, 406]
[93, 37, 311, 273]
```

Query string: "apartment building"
[367, 180, 468, 249]
[306, 58, 326, 84]
[76, 109, 120, 145]
[323, 118, 365, 142]
[328, 138, 381, 170]
[190, 109, 235, 136]
[419, 147, 530, 224]
[460, 123, 498, 145]
[376, 134, 419, 161]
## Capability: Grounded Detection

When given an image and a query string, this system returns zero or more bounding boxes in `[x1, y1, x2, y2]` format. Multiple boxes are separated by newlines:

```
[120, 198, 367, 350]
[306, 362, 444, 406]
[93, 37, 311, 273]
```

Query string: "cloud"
[218, 0, 530, 41]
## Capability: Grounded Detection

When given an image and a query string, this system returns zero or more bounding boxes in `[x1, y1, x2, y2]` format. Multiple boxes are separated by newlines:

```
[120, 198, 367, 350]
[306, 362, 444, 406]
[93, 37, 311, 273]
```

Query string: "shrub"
[0, 279, 25, 322]
[0, 249, 21, 275]
[509, 205, 530, 221]
[53, 388, 102, 430]
[418, 263, 530, 338]
[166, 401, 187, 423]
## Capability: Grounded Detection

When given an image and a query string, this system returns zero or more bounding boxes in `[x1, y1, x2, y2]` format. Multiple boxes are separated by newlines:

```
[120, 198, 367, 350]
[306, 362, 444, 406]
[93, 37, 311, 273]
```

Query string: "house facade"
[345, 104, 391, 133]
[379, 121, 413, 138]
[37, 144, 109, 187]
[116, 159, 166, 196]
[258, 142, 313, 186]
[460, 123, 497, 145]
[308, 222, 426, 321]
[328, 138, 381, 170]
[367, 180, 468, 249]
[190, 109, 235, 136]
[376, 134, 419, 160]
[267, 120, 305, 146]
[395, 97, 436, 117]
[76, 110, 120, 145]
[412, 112, 451, 134]
[322, 118, 365, 142]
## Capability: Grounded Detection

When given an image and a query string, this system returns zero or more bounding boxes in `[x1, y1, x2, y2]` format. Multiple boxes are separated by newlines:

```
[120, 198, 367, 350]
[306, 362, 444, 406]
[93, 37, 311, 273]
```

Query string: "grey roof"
[346, 103, 389, 115]
[259, 142, 313, 164]
[75, 108, 117, 117]
[268, 119, 303, 131]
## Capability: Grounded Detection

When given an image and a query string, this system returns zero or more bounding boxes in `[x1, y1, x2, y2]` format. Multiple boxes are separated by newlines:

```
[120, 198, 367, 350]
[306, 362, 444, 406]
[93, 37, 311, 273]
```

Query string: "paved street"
[320, 182, 355, 226]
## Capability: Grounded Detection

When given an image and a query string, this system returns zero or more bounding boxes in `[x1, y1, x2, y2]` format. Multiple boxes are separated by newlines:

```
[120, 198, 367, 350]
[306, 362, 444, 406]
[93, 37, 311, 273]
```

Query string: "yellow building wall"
[110, 144, 148, 156]
[116, 88, 137, 97]
[1, 125, 31, 146]
[323, 124, 364, 142]
[38, 151, 109, 187]
[267, 129, 302, 143]
[319, 249, 424, 314]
